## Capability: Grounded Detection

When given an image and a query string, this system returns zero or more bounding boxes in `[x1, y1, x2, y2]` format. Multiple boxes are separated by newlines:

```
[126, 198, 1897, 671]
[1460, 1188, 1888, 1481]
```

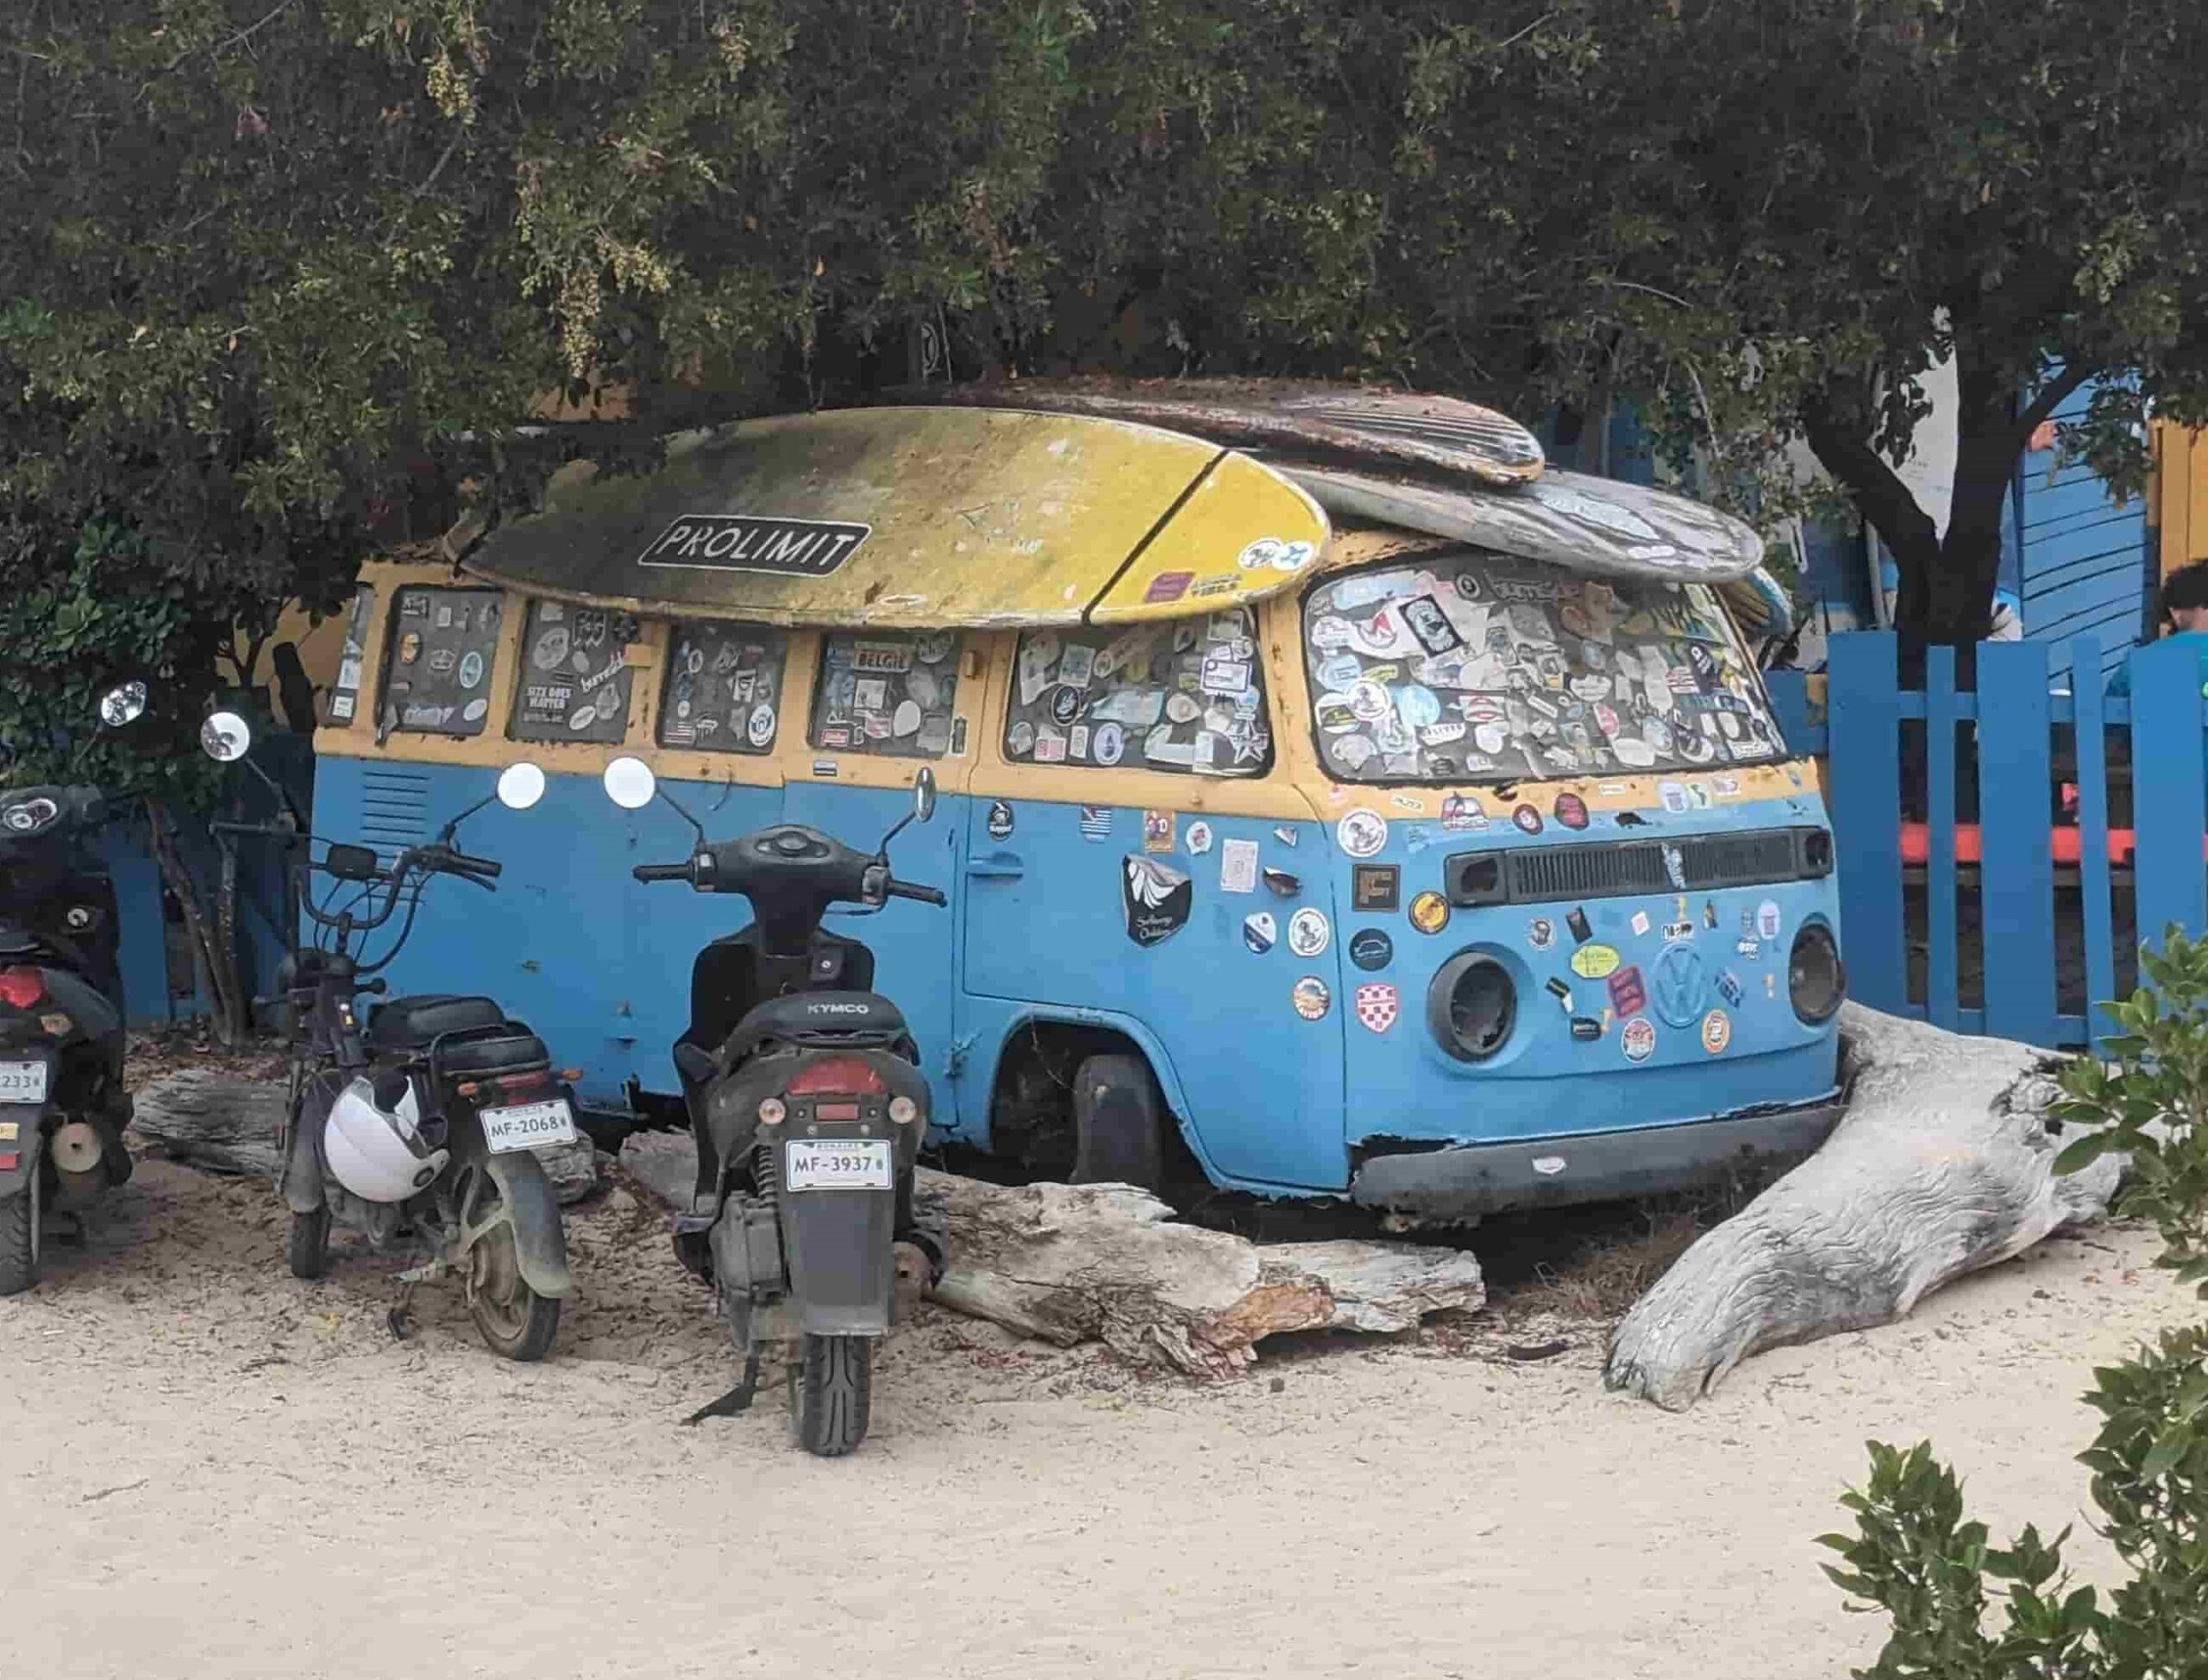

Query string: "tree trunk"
[143, 797, 244, 1045]
[1603, 1004, 2123, 1411]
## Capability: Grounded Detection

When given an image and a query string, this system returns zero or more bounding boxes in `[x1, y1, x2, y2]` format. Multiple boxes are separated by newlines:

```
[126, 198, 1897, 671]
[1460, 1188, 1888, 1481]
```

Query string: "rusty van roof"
[457, 407, 1330, 630]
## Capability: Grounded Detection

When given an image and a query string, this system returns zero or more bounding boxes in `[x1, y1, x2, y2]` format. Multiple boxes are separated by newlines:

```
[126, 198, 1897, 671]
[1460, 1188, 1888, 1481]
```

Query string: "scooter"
[202, 711, 580, 1360]
[604, 753, 947, 1455]
[0, 681, 149, 1294]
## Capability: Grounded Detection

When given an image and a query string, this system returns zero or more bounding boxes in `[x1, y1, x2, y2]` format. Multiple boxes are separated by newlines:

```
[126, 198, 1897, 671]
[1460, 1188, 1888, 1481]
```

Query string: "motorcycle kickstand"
[386, 1261, 437, 1342]
[682, 1351, 763, 1426]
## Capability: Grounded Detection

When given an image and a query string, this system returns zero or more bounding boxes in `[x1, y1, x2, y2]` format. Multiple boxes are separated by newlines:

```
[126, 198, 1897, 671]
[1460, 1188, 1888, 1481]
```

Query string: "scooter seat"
[436, 1026, 552, 1077]
[367, 994, 508, 1051]
[723, 990, 907, 1061]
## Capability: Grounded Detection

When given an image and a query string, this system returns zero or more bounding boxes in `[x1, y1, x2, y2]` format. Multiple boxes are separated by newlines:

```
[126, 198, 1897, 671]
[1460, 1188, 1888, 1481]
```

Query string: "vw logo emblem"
[1651, 943, 1708, 1029]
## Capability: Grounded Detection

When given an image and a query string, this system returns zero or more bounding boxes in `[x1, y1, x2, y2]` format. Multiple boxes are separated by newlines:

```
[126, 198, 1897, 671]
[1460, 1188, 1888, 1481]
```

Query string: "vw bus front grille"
[357, 767, 433, 851]
[1445, 828, 1823, 907]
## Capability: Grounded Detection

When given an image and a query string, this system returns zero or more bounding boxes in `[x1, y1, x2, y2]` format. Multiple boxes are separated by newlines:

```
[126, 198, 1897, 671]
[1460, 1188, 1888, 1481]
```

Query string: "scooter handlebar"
[442, 850, 502, 879]
[884, 879, 948, 906]
[633, 862, 695, 883]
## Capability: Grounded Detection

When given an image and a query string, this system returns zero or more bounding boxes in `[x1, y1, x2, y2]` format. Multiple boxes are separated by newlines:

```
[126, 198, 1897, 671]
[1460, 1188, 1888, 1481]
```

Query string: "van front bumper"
[1348, 1093, 1845, 1220]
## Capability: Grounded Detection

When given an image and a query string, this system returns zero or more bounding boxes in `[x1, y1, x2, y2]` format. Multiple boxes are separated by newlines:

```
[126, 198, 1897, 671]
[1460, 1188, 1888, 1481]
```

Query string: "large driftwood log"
[1605, 1004, 2124, 1411]
[617, 1135, 1485, 1374]
[130, 1071, 604, 1206]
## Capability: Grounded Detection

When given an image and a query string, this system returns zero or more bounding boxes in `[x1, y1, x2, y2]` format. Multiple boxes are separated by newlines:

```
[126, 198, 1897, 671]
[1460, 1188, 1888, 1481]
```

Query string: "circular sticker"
[1094, 722, 1126, 766]
[1513, 804, 1544, 836]
[1348, 928, 1394, 971]
[458, 650, 485, 692]
[1408, 891, 1451, 935]
[1008, 719, 1037, 755]
[1328, 733, 1376, 772]
[747, 704, 775, 747]
[1622, 1018, 1657, 1063]
[1165, 693, 1201, 725]
[1391, 685, 1442, 730]
[569, 705, 598, 731]
[461, 698, 487, 723]
[1348, 680, 1393, 723]
[1553, 793, 1590, 831]
[1453, 573, 1483, 600]
[1186, 821, 1214, 856]
[893, 699, 923, 737]
[1291, 976, 1332, 1021]
[531, 627, 570, 671]
[1570, 943, 1622, 979]
[1288, 907, 1332, 958]
[1527, 917, 1555, 950]
[1701, 1008, 1731, 1055]
[1336, 808, 1389, 858]
[915, 632, 952, 665]
[1050, 686, 1082, 726]
[1243, 912, 1277, 955]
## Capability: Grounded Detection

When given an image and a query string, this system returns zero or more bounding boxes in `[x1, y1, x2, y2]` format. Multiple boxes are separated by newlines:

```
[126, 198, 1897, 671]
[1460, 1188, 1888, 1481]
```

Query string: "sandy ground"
[1, 1145, 2195, 1680]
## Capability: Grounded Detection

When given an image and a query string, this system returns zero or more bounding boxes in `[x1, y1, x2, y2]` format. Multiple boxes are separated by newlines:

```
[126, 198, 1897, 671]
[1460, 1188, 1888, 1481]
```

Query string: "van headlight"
[1427, 952, 1516, 1063]
[1789, 923, 1845, 1024]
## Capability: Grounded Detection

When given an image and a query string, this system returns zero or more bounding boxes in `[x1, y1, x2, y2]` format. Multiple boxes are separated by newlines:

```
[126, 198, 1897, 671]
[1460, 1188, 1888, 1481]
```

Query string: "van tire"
[1071, 1052, 1164, 1193]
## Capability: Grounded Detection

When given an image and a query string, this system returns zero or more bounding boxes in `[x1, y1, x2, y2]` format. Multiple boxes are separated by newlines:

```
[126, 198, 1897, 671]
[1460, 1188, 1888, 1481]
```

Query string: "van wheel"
[286, 1207, 329, 1281]
[0, 1172, 41, 1297]
[1071, 1052, 1164, 1192]
[790, 1333, 872, 1456]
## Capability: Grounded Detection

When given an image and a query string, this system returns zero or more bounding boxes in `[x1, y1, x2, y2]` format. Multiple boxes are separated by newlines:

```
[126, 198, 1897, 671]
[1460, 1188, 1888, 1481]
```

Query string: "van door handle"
[964, 853, 1025, 880]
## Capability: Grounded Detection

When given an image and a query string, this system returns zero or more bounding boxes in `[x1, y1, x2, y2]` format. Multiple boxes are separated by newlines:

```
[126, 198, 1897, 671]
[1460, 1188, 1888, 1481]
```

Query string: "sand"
[1, 1155, 2193, 1680]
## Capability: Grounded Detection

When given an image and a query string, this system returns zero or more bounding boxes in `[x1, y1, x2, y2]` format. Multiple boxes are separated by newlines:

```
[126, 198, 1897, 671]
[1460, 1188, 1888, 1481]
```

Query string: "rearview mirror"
[200, 711, 253, 763]
[98, 682, 147, 729]
[603, 755, 657, 812]
[913, 767, 937, 825]
[497, 762, 547, 812]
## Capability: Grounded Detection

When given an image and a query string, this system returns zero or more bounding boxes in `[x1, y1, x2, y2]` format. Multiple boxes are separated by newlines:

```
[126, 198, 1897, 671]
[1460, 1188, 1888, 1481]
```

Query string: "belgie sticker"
[638, 513, 869, 578]
[1122, 856, 1192, 948]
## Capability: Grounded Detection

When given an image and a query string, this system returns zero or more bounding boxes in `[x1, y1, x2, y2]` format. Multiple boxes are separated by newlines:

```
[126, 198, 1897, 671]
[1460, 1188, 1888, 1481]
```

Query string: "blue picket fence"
[1768, 630, 2208, 1050]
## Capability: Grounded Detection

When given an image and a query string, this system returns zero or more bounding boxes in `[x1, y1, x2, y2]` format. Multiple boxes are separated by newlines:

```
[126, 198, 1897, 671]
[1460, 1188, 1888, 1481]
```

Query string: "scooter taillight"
[785, 1056, 888, 1096]
[0, 968, 44, 1010]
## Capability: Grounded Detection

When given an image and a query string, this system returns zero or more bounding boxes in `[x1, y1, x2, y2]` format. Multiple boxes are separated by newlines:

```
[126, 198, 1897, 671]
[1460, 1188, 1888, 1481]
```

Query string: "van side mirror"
[913, 768, 937, 825]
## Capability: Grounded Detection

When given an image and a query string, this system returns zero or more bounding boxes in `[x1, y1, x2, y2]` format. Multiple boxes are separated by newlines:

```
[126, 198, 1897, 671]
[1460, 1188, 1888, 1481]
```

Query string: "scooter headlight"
[757, 1097, 787, 1125]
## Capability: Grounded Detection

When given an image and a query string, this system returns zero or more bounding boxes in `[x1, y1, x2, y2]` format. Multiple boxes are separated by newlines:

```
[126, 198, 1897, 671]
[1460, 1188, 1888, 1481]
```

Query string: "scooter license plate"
[0, 1060, 48, 1105]
[480, 1098, 578, 1154]
[785, 1138, 893, 1191]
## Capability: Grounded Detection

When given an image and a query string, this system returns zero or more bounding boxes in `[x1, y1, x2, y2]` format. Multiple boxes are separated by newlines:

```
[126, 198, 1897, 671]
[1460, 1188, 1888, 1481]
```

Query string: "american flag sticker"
[1080, 806, 1113, 840]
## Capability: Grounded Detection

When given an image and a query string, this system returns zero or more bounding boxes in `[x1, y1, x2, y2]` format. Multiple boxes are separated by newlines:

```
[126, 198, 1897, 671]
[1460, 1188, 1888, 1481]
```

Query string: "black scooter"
[0, 682, 147, 1294]
[605, 754, 946, 1456]
[204, 711, 578, 1360]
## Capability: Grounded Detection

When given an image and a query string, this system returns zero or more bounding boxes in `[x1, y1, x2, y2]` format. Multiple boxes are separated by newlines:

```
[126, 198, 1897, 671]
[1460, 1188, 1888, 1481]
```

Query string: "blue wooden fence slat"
[1978, 641, 2056, 1045]
[2069, 634, 2117, 1037]
[2130, 638, 2207, 963]
[1827, 633, 1908, 1014]
[1925, 645, 1961, 1031]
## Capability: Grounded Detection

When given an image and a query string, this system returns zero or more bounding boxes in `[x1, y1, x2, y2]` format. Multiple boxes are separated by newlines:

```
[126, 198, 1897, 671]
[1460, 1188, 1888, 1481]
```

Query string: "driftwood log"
[130, 1071, 605, 1206]
[1605, 1004, 2124, 1411]
[618, 1134, 1486, 1375]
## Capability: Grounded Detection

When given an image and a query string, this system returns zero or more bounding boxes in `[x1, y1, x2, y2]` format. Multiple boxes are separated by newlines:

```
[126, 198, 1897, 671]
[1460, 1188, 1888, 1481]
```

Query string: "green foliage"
[1822, 927, 2208, 1674]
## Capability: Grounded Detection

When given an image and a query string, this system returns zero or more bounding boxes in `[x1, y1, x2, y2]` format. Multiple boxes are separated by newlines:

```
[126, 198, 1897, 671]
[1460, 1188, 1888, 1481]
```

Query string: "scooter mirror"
[97, 681, 147, 729]
[496, 762, 547, 812]
[913, 767, 937, 825]
[199, 710, 254, 763]
[602, 755, 657, 812]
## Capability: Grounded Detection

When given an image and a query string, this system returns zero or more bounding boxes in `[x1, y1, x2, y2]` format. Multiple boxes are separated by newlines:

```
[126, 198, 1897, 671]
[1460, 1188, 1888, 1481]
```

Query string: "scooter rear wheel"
[467, 1224, 561, 1363]
[0, 1169, 41, 1297]
[790, 1333, 872, 1457]
[286, 1207, 329, 1281]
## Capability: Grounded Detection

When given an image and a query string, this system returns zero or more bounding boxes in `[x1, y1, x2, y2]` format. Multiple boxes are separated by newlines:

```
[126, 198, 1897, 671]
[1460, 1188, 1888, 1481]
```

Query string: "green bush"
[1821, 926, 2208, 1676]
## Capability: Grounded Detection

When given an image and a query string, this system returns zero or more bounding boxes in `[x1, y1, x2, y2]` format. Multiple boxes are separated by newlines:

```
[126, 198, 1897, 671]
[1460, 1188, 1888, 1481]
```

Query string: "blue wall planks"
[1826, 633, 1907, 1014]
[2068, 635, 2117, 1040]
[1923, 646, 1961, 1031]
[2129, 638, 2206, 958]
[1976, 641, 2056, 1046]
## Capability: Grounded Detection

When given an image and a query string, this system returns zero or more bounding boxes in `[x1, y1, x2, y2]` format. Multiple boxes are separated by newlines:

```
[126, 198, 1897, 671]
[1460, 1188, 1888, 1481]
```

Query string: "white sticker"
[1186, 821, 1214, 856]
[461, 698, 486, 723]
[1164, 693, 1201, 725]
[1631, 910, 1651, 936]
[1659, 780, 1690, 814]
[893, 699, 923, 737]
[747, 705, 775, 747]
[1288, 906, 1332, 958]
[1220, 837, 1259, 894]
[1069, 724, 1091, 760]
[1336, 808, 1389, 858]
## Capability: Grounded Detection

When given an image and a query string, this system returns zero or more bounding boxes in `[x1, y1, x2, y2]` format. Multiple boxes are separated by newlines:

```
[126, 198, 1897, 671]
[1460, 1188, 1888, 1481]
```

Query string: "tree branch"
[1801, 390, 1941, 560]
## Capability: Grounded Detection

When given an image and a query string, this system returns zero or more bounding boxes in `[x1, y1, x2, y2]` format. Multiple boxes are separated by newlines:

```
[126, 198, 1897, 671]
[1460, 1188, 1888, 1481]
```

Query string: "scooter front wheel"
[467, 1224, 560, 1362]
[789, 1333, 872, 1457]
[286, 1207, 329, 1281]
[0, 1170, 41, 1297]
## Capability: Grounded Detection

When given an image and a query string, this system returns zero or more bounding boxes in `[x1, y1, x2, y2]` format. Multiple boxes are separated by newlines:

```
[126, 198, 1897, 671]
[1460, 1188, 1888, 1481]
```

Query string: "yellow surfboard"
[461, 407, 1329, 629]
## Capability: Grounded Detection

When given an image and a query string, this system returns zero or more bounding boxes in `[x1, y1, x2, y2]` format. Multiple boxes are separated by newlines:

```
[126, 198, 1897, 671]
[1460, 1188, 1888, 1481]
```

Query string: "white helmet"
[323, 1075, 448, 1204]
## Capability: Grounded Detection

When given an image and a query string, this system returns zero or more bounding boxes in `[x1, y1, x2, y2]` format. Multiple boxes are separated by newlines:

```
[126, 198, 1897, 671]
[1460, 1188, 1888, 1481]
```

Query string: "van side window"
[511, 600, 640, 743]
[323, 584, 374, 726]
[1001, 610, 1271, 774]
[809, 631, 961, 758]
[381, 586, 502, 737]
[657, 620, 791, 754]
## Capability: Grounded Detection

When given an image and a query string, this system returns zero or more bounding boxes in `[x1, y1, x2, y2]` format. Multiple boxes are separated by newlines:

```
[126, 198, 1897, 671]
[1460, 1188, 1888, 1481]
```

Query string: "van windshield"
[1301, 551, 1782, 784]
